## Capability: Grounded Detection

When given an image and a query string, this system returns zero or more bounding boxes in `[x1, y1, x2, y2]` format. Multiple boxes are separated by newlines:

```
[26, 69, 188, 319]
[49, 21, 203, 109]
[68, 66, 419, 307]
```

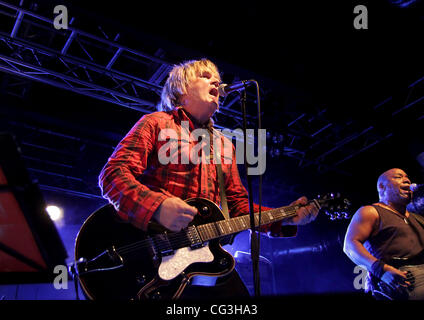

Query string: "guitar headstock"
[315, 193, 352, 220]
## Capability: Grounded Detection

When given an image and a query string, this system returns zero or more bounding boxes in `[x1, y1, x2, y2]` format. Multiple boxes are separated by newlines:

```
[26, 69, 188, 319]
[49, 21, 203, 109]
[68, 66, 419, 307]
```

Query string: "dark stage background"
[0, 0, 423, 300]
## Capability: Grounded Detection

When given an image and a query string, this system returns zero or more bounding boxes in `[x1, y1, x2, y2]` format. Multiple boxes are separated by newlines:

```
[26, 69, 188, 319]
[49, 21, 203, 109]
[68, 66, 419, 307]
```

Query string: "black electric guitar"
[73, 194, 350, 300]
[372, 251, 424, 300]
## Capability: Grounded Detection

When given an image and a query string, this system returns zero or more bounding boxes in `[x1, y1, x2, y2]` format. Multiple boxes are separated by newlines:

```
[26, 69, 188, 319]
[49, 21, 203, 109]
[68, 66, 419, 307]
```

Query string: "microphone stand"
[239, 84, 261, 298]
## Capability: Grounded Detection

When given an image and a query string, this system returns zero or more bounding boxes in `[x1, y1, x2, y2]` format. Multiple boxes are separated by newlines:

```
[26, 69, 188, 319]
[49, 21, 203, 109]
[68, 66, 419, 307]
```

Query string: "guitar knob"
[202, 206, 209, 213]
[219, 258, 229, 266]
[198, 206, 210, 217]
[136, 274, 147, 285]
[181, 271, 190, 284]
[152, 291, 162, 300]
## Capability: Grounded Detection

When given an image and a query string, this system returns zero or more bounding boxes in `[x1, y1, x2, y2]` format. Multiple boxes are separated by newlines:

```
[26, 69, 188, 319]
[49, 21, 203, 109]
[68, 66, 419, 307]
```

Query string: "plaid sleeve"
[98, 114, 171, 231]
[225, 144, 297, 237]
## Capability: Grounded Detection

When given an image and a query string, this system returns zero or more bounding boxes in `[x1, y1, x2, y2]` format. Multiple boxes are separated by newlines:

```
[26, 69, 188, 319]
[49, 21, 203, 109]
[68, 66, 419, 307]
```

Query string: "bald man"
[344, 168, 424, 300]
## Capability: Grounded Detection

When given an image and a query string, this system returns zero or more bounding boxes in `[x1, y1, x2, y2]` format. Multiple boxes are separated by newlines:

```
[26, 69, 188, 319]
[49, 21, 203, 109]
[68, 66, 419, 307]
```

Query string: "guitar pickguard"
[158, 245, 214, 281]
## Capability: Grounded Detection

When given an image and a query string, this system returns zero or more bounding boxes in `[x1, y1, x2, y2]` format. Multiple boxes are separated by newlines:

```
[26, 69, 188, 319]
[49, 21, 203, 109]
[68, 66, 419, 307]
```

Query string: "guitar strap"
[210, 127, 230, 220]
[216, 161, 230, 220]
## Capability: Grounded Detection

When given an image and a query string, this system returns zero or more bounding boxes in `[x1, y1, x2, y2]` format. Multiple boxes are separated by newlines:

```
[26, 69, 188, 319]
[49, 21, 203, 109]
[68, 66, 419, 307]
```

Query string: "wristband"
[370, 259, 386, 279]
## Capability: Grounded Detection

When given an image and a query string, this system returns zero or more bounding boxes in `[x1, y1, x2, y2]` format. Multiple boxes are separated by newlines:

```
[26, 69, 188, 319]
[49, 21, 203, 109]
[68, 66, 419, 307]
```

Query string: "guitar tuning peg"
[325, 210, 334, 220]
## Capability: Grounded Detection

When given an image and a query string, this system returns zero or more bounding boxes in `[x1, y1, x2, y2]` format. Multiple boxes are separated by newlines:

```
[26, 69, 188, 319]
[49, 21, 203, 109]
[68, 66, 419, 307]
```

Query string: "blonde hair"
[157, 58, 221, 111]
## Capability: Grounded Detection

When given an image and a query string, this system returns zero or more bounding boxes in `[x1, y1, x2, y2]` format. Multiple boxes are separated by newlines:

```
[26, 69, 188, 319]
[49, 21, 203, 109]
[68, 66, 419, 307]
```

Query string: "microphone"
[408, 183, 424, 214]
[410, 183, 423, 192]
[218, 80, 255, 97]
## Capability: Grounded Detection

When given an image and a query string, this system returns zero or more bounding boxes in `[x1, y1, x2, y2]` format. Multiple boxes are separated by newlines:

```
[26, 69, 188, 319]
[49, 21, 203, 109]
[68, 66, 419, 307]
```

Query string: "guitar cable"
[68, 261, 80, 300]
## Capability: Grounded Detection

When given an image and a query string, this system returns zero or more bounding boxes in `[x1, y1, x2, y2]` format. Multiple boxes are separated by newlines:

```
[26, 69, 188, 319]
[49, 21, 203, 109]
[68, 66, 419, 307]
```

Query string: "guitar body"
[74, 198, 235, 300]
[373, 251, 424, 300]
[73, 193, 349, 300]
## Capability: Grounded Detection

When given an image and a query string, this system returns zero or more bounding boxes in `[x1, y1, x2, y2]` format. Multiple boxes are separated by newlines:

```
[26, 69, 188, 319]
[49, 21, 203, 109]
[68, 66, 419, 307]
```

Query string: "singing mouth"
[400, 185, 411, 191]
[400, 185, 412, 196]
[209, 88, 219, 98]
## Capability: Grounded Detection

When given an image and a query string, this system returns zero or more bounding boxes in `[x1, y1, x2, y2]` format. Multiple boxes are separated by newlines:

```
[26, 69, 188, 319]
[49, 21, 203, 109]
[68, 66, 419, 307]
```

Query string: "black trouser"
[179, 270, 251, 300]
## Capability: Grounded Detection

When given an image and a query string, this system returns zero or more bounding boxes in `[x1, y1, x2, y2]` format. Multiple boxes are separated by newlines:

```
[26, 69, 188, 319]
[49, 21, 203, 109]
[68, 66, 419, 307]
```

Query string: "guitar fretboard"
[196, 205, 300, 241]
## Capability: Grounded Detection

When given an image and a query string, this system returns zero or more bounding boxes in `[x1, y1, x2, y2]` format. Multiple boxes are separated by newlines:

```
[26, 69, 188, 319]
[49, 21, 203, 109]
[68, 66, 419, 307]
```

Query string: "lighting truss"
[0, 0, 250, 128]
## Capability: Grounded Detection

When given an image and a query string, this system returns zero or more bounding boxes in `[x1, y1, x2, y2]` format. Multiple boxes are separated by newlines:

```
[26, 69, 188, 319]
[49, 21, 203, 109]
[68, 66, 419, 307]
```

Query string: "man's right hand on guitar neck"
[153, 197, 198, 232]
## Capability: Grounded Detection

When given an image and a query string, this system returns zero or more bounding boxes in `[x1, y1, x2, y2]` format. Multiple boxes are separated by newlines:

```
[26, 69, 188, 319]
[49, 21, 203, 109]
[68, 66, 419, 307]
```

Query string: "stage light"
[389, 0, 420, 7]
[46, 205, 63, 221]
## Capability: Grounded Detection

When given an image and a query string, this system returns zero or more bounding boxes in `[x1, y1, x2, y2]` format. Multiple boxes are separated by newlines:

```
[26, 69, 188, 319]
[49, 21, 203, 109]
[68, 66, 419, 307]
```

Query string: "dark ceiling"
[1, 0, 424, 225]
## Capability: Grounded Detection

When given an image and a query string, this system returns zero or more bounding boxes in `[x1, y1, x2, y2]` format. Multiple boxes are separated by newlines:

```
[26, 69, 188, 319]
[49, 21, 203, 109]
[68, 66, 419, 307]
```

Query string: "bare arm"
[343, 205, 380, 271]
[344, 205, 410, 289]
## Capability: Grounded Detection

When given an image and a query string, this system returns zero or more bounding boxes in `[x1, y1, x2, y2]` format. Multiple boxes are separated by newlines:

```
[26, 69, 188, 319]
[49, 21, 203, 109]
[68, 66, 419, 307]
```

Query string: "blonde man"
[99, 58, 318, 299]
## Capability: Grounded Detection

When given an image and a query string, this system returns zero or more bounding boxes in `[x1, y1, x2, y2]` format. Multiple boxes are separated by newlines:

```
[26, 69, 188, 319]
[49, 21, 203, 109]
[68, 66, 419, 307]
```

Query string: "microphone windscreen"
[218, 84, 228, 97]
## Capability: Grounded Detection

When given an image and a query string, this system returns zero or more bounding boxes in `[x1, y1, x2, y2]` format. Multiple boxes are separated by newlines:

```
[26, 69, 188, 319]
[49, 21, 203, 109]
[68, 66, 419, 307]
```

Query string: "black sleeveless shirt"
[364, 205, 424, 263]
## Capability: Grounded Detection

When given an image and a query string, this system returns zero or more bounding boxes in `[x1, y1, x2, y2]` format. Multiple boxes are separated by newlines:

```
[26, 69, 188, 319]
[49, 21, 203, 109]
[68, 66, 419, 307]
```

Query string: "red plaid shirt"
[99, 107, 296, 236]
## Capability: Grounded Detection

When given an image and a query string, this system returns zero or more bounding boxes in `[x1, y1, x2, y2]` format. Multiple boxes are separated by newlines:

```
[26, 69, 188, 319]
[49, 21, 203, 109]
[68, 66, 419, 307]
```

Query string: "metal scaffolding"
[0, 0, 423, 199]
[0, 1, 252, 125]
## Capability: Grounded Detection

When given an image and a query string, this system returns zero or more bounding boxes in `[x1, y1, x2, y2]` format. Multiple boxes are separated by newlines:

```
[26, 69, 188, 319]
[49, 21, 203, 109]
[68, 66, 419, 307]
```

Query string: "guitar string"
[115, 197, 349, 257]
[116, 209, 298, 256]
[118, 204, 327, 256]
[117, 230, 193, 254]
[115, 198, 337, 255]
[117, 210, 297, 256]
[381, 273, 424, 293]
[118, 208, 299, 255]
[117, 203, 343, 256]
[379, 269, 424, 284]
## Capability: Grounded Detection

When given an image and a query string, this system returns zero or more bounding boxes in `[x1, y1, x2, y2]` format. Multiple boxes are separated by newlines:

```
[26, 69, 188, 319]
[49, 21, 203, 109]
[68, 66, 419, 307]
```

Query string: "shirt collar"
[172, 107, 214, 131]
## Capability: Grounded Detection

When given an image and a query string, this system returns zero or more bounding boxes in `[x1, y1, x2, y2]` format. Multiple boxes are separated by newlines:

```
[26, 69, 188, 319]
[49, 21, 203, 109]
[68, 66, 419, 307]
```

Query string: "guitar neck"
[196, 204, 300, 241]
